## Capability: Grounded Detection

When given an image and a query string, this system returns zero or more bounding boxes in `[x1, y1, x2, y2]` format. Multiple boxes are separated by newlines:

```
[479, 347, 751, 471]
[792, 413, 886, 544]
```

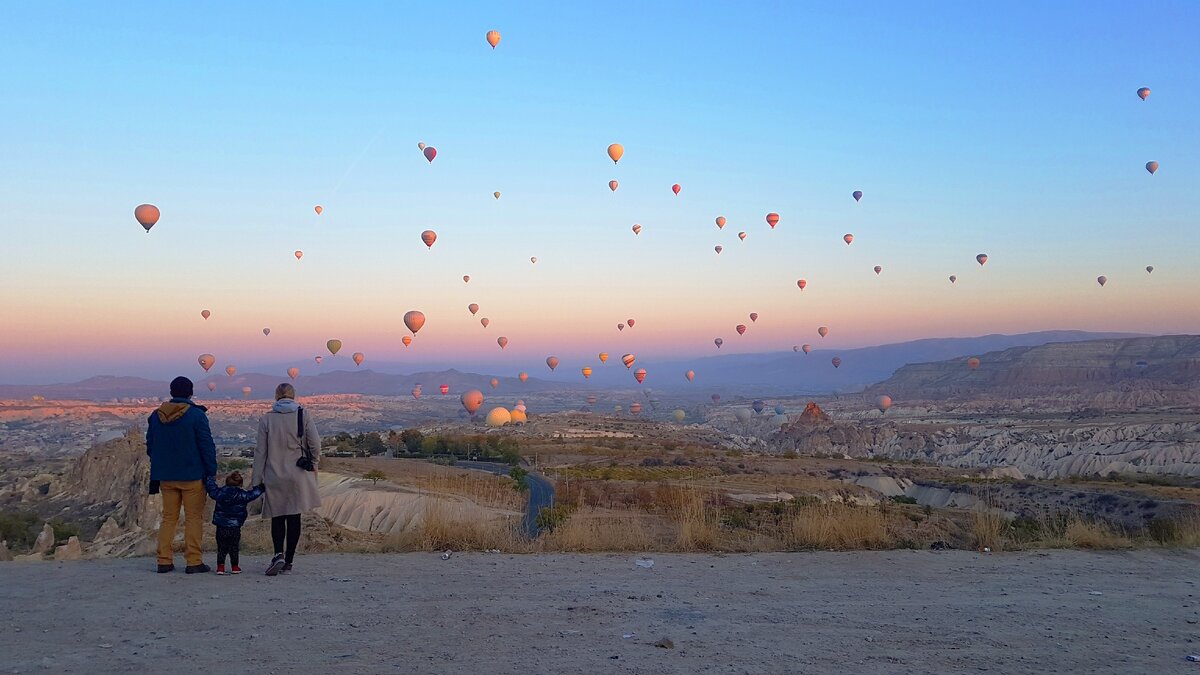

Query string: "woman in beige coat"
[252, 383, 321, 576]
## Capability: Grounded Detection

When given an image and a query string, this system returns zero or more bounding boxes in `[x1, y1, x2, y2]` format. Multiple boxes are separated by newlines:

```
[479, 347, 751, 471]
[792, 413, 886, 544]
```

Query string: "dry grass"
[970, 509, 1007, 551]
[383, 500, 529, 553]
[784, 502, 892, 550]
[672, 488, 722, 551]
[326, 457, 524, 511]
[1065, 519, 1133, 550]
[543, 508, 653, 552]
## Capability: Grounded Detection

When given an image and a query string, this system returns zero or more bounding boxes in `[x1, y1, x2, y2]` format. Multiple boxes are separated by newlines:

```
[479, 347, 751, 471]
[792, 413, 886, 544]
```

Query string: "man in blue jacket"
[146, 376, 217, 574]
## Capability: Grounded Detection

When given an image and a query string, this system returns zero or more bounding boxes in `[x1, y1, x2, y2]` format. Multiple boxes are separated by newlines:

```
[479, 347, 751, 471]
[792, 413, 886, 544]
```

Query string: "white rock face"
[94, 517, 122, 542]
[54, 536, 82, 561]
[316, 474, 520, 536]
[32, 524, 55, 554]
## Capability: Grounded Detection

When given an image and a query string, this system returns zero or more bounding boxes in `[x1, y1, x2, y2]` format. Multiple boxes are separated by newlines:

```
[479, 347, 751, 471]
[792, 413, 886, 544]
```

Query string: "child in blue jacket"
[204, 471, 265, 575]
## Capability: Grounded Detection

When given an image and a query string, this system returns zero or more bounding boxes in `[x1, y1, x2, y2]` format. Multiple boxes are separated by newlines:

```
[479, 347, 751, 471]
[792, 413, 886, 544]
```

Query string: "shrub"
[218, 458, 251, 472]
[784, 502, 892, 550]
[363, 469, 386, 486]
[0, 510, 40, 549]
[48, 518, 80, 544]
[890, 496, 918, 505]
[509, 466, 529, 492]
[535, 504, 574, 532]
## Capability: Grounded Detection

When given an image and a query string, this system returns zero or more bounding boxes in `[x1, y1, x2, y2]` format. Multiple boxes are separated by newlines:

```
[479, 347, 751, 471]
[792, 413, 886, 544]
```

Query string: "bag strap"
[297, 406, 313, 462]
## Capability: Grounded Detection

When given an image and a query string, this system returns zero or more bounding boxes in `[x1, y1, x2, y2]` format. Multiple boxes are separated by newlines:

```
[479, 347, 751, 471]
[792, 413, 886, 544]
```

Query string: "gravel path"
[2, 549, 1198, 673]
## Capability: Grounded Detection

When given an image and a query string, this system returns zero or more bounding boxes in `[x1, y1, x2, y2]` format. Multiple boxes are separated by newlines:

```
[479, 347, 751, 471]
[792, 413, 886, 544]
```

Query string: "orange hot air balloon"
[715, 216, 726, 229]
[627, 319, 635, 328]
[598, 352, 609, 363]
[621, 353, 635, 369]
[403, 310, 426, 334]
[617, 323, 624, 331]
[497, 336, 508, 349]
[802, 344, 812, 354]
[207, 382, 217, 392]
[201, 310, 211, 320]
[327, 339, 342, 355]
[1137, 87, 1150, 100]
[546, 356, 559, 370]
[949, 275, 958, 283]
[468, 303, 479, 315]
[766, 213, 779, 229]
[876, 395, 892, 413]
[494, 191, 501, 199]
[797, 279, 807, 290]
[314, 205, 323, 215]
[315, 356, 323, 364]
[198, 354, 215, 372]
[581, 366, 592, 378]
[632, 224, 642, 235]
[490, 378, 499, 389]
[352, 352, 365, 366]
[463, 275, 470, 283]
[685, 370, 695, 382]
[1145, 161, 1158, 174]
[672, 183, 681, 196]
[749, 312, 758, 322]
[461, 389, 484, 414]
[423, 147, 437, 163]
[288, 367, 300, 380]
[630, 402, 643, 415]
[843, 233, 854, 245]
[440, 384, 449, 395]
[518, 372, 528, 383]
[609, 180, 619, 192]
[967, 357, 980, 370]
[831, 357, 842, 368]
[874, 266, 882, 275]
[607, 143, 624, 163]
[633, 368, 647, 384]
[738, 231, 747, 241]
[412, 387, 422, 400]
[486, 30, 501, 49]
[852, 190, 863, 202]
[818, 326, 829, 338]
[736, 324, 747, 335]
[401, 336, 413, 347]
[225, 365, 237, 377]
[1097, 275, 1107, 287]
[134, 204, 161, 233]
[242, 386, 252, 397]
[481, 318, 490, 328]
[714, 338, 723, 348]
[421, 230, 437, 249]
[976, 253, 988, 266]
[294, 250, 303, 260]
[715, 245, 723, 254]
[263, 328, 271, 336]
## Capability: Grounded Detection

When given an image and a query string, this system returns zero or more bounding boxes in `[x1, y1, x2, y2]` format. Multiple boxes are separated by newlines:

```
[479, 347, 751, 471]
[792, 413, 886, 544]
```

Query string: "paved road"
[456, 460, 554, 536]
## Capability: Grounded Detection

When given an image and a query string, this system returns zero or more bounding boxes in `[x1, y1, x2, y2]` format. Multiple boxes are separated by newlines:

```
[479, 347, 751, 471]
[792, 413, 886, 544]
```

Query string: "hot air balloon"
[497, 337, 508, 349]
[621, 353, 635, 369]
[843, 234, 854, 245]
[423, 146, 437, 163]
[735, 408, 752, 423]
[632, 224, 642, 235]
[609, 180, 619, 192]
[831, 357, 842, 368]
[327, 339, 342, 355]
[752, 400, 765, 414]
[607, 143, 624, 163]
[486, 30, 501, 48]
[315, 356, 324, 364]
[288, 367, 300, 380]
[1097, 276, 1107, 287]
[629, 402, 643, 416]
[468, 303, 479, 315]
[581, 366, 592, 378]
[672, 183, 681, 196]
[802, 344, 811, 354]
[1146, 266, 1154, 274]
[715, 245, 723, 254]
[418, 142, 426, 150]
[598, 352, 609, 363]
[314, 205, 323, 215]
[201, 310, 211, 320]
[711, 393, 721, 404]
[510, 408, 528, 424]
[546, 356, 559, 371]
[412, 387, 422, 400]
[135, 204, 161, 232]
[1137, 87, 1150, 101]
[949, 275, 957, 283]
[617, 323, 624, 331]
[1145, 161, 1158, 174]
[481, 318, 490, 328]
[207, 382, 217, 392]
[876, 395, 892, 413]
[736, 324, 747, 335]
[518, 372, 528, 383]
[402, 336, 413, 347]
[494, 191, 501, 200]
[404, 311, 426, 334]
[852, 190, 863, 202]
[242, 386, 252, 398]
[774, 404, 785, 416]
[714, 338, 723, 349]
[439, 384, 449, 395]
[793, 346, 800, 352]
[490, 378, 499, 389]
[421, 230, 437, 249]
[976, 254, 988, 266]
[673, 409, 686, 423]
[749, 312, 758, 323]
[463, 275, 470, 283]
[715, 216, 726, 229]
[587, 394, 599, 406]
[633, 368, 646, 383]
[460, 390, 484, 414]
[485, 407, 512, 427]
[967, 357, 980, 370]
[738, 231, 747, 241]
[818, 326, 829, 338]
[226, 365, 237, 377]
[530, 256, 538, 264]
[627, 319, 635, 328]
[766, 213, 779, 228]
[797, 279, 807, 290]
[295, 250, 303, 260]
[198, 354, 215, 372]
[874, 266, 882, 275]
[352, 352, 365, 366]
[685, 370, 695, 382]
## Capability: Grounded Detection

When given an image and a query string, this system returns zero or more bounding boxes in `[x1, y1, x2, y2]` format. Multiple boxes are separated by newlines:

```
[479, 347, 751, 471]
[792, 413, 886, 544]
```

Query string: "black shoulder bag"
[295, 406, 316, 472]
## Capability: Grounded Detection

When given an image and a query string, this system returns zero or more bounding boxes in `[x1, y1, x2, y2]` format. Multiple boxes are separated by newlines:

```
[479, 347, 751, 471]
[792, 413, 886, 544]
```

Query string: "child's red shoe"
[230, 566, 242, 575]
[215, 565, 227, 576]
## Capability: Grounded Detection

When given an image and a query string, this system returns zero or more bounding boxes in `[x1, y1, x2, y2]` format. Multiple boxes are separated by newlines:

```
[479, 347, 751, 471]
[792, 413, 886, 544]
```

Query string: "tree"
[363, 469, 386, 486]
[399, 428, 424, 453]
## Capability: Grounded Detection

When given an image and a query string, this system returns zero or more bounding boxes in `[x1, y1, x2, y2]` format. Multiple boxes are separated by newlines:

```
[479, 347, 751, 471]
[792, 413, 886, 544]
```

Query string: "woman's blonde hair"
[275, 383, 296, 400]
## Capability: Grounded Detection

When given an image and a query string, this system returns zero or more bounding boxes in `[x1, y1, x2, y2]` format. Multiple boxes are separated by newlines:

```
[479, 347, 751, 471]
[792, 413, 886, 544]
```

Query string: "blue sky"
[0, 2, 1197, 382]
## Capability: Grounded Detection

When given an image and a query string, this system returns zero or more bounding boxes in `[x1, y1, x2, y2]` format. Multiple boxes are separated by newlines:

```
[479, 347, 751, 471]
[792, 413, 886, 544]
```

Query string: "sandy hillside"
[2, 550, 1198, 673]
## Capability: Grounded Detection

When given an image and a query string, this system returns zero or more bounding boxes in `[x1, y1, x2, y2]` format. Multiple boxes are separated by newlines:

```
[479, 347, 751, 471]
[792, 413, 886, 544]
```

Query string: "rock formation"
[54, 536, 82, 561]
[94, 517, 122, 542]
[0, 540, 11, 562]
[64, 430, 159, 531]
[32, 523, 55, 554]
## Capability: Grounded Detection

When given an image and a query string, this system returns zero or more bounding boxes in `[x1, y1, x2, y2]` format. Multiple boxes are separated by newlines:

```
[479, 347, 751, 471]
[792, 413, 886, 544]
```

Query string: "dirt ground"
[2, 550, 1199, 673]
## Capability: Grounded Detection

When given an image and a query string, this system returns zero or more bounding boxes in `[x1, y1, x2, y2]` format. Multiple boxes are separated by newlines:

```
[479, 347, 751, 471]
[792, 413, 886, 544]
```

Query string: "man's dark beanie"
[170, 376, 194, 399]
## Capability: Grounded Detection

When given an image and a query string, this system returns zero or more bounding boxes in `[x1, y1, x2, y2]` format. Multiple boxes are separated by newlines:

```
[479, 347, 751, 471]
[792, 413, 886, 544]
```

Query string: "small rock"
[654, 638, 674, 649]
[54, 536, 83, 561]
[32, 524, 55, 554]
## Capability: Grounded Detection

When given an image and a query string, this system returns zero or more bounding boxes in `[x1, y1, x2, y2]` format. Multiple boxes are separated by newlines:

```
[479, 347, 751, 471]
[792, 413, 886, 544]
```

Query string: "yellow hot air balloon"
[198, 354, 215, 372]
[287, 367, 300, 380]
[352, 352, 365, 366]
[581, 366, 592, 378]
[598, 352, 609, 363]
[510, 408, 527, 424]
[621, 353, 635, 369]
[546, 356, 559, 370]
[486, 30, 501, 49]
[460, 389, 484, 414]
[497, 336, 508, 349]
[485, 407, 511, 427]
[673, 409, 686, 423]
[226, 365, 237, 377]
[607, 143, 624, 163]
[404, 311, 426, 334]
[327, 339, 342, 355]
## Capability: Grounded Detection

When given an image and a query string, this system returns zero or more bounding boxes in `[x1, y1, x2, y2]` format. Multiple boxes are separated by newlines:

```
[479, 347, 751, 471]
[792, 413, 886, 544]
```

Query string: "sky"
[1, 2, 1198, 384]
